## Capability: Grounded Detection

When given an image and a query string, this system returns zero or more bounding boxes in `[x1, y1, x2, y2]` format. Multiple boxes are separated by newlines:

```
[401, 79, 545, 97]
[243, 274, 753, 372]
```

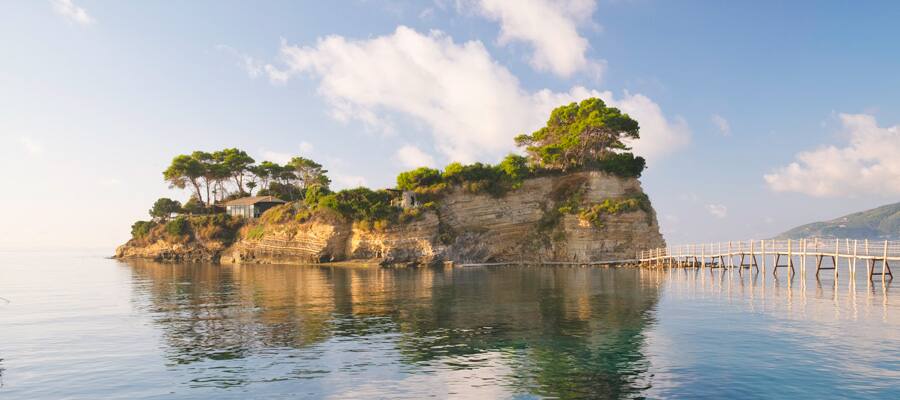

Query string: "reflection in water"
[3, 252, 899, 399]
[127, 261, 661, 398]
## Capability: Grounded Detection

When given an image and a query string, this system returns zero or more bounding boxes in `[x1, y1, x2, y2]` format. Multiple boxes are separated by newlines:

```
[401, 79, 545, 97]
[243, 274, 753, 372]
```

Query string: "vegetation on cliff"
[126, 97, 650, 246]
[129, 214, 243, 247]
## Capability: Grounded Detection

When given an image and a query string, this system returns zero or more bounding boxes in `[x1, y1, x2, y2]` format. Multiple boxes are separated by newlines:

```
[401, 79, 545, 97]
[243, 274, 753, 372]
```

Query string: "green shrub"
[317, 187, 400, 223]
[577, 195, 650, 228]
[246, 225, 265, 240]
[260, 203, 293, 224]
[587, 152, 646, 178]
[304, 185, 330, 207]
[397, 167, 442, 191]
[181, 196, 207, 215]
[165, 216, 190, 237]
[149, 198, 182, 220]
[131, 220, 156, 239]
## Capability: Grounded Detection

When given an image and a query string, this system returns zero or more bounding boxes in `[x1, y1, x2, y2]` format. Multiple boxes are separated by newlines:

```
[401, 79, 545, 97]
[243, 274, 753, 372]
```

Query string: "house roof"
[223, 196, 287, 206]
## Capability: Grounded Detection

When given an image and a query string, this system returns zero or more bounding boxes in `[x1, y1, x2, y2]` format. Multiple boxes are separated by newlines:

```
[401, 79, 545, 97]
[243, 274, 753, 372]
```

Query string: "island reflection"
[126, 261, 661, 398]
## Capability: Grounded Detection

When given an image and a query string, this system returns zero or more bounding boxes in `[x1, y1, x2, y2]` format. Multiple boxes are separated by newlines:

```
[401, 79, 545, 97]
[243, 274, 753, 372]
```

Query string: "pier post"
[866, 239, 872, 279]
[728, 241, 733, 268]
[701, 244, 706, 269]
[761, 240, 767, 274]
[800, 239, 806, 275]
[788, 239, 794, 277]
[834, 238, 840, 280]
[852, 240, 858, 276]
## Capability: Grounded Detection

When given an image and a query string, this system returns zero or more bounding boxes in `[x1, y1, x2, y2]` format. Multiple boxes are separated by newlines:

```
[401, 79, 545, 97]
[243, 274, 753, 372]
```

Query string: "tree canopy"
[149, 198, 182, 220]
[162, 148, 331, 206]
[515, 98, 642, 172]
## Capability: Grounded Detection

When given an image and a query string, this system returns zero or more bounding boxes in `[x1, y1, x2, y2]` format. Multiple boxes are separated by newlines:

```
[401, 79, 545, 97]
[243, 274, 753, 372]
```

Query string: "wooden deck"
[638, 238, 895, 281]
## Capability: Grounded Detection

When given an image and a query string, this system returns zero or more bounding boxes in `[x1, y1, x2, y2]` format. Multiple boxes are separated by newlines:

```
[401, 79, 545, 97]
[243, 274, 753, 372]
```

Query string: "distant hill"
[777, 201, 900, 240]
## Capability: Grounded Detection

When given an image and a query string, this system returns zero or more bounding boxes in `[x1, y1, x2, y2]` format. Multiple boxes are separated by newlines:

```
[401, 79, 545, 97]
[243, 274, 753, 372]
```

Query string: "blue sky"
[2, 0, 900, 249]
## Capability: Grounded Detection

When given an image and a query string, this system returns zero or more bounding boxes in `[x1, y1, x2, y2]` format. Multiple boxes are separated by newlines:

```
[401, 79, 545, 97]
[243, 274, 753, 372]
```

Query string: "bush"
[131, 220, 156, 239]
[577, 195, 650, 228]
[181, 196, 207, 215]
[246, 225, 265, 240]
[304, 185, 330, 207]
[587, 153, 646, 178]
[259, 203, 294, 224]
[149, 198, 182, 220]
[189, 214, 242, 242]
[165, 216, 190, 237]
[497, 154, 530, 187]
[317, 187, 400, 223]
[258, 181, 305, 202]
[397, 167, 442, 191]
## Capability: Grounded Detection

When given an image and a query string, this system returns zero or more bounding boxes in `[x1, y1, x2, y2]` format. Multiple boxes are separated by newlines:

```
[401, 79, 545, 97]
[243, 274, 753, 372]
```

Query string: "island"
[115, 98, 666, 266]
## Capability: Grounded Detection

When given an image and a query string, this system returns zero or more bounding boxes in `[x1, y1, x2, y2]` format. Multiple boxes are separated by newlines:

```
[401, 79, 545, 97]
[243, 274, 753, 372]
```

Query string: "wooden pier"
[638, 238, 895, 281]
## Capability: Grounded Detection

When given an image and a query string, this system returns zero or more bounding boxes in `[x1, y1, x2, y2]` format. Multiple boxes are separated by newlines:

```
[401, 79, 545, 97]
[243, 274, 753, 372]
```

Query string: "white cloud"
[706, 204, 727, 219]
[52, 0, 94, 26]
[472, 0, 602, 78]
[260, 150, 292, 164]
[395, 144, 437, 168]
[216, 45, 264, 78]
[711, 114, 731, 136]
[260, 142, 316, 164]
[264, 26, 687, 163]
[764, 113, 900, 197]
[331, 173, 367, 189]
[19, 136, 44, 156]
[298, 141, 314, 155]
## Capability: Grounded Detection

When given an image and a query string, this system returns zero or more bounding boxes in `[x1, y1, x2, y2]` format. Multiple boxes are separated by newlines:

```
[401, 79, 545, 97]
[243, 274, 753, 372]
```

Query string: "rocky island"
[116, 98, 665, 265]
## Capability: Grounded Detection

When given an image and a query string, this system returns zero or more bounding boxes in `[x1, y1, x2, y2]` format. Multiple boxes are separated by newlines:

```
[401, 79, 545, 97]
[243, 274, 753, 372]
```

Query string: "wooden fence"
[638, 238, 895, 281]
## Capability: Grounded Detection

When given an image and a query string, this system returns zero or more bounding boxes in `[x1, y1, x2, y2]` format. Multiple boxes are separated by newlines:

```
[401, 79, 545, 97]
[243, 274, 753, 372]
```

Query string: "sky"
[2, 0, 900, 250]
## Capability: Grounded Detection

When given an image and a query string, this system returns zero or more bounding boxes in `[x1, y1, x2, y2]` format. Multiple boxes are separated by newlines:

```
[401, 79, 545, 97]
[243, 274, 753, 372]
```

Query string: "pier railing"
[638, 238, 896, 280]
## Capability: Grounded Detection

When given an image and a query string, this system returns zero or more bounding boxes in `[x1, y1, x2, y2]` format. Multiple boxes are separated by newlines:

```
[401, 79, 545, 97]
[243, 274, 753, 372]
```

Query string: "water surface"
[1, 251, 898, 398]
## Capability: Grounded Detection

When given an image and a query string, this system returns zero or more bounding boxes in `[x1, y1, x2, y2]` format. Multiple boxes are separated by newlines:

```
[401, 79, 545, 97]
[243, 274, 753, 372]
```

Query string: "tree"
[163, 155, 206, 205]
[497, 154, 530, 183]
[249, 161, 279, 190]
[182, 196, 206, 215]
[287, 157, 330, 190]
[214, 148, 255, 195]
[514, 98, 640, 171]
[396, 167, 441, 190]
[149, 198, 182, 221]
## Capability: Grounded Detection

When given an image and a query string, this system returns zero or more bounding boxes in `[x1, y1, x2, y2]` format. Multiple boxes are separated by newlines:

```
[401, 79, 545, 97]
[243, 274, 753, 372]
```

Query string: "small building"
[387, 189, 419, 209]
[223, 196, 286, 218]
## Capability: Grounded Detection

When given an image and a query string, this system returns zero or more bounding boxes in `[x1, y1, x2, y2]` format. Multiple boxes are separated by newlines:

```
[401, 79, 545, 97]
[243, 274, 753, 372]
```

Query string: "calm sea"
[0, 250, 898, 399]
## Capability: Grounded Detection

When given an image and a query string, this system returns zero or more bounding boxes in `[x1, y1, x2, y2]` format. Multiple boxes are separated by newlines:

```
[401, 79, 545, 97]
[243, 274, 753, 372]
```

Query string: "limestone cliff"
[219, 171, 664, 265]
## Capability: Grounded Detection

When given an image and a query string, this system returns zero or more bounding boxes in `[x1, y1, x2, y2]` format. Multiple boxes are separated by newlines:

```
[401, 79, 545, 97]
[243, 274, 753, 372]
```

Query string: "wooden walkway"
[457, 259, 637, 268]
[638, 238, 895, 281]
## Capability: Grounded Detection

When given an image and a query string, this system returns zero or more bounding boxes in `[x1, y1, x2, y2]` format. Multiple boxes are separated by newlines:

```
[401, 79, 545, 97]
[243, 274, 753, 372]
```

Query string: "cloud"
[472, 0, 602, 78]
[260, 150, 291, 164]
[19, 136, 44, 156]
[395, 144, 437, 168]
[259, 142, 316, 164]
[52, 0, 94, 25]
[764, 113, 900, 197]
[710, 114, 731, 136]
[216, 45, 264, 78]
[263, 26, 687, 163]
[331, 173, 367, 189]
[298, 141, 314, 155]
[706, 204, 727, 219]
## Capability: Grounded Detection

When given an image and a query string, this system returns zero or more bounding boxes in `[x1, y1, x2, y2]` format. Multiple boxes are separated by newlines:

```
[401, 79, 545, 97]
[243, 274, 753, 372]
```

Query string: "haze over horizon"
[2, 0, 900, 250]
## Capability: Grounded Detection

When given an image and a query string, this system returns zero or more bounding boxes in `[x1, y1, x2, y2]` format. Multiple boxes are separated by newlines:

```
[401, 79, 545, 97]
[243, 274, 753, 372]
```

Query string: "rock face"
[114, 239, 225, 263]
[220, 171, 665, 265]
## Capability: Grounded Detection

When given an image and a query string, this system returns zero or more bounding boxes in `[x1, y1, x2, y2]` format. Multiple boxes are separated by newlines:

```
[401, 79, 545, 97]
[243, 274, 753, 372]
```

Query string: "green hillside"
[777, 201, 900, 240]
